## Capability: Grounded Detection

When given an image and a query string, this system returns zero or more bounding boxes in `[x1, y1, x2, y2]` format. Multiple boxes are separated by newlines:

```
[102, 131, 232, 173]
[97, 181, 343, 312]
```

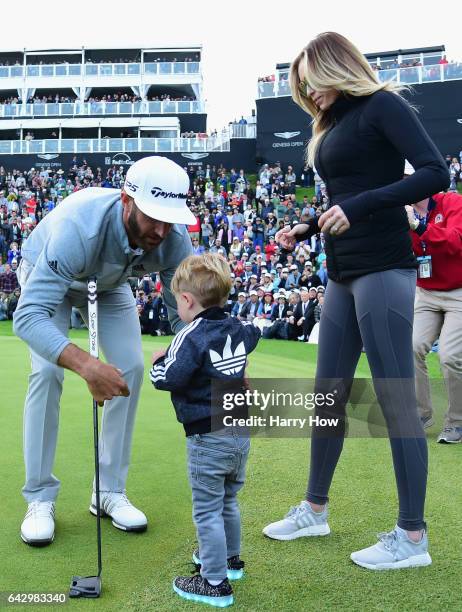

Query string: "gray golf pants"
[20, 268, 144, 502]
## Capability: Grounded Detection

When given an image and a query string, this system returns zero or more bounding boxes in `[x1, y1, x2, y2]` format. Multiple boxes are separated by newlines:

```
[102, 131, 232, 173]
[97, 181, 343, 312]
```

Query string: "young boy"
[150, 253, 260, 608]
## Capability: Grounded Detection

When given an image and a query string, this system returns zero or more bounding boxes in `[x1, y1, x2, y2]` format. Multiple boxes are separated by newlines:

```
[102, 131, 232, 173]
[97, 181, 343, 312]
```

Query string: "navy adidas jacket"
[150, 306, 261, 435]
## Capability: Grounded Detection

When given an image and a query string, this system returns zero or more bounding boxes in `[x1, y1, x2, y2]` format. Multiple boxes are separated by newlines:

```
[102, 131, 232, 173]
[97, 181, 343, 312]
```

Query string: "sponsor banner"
[2, 139, 257, 174]
[256, 80, 462, 172]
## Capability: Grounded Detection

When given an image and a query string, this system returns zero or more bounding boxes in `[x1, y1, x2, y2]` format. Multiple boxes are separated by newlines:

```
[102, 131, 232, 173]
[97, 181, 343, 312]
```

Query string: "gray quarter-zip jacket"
[13, 187, 192, 363]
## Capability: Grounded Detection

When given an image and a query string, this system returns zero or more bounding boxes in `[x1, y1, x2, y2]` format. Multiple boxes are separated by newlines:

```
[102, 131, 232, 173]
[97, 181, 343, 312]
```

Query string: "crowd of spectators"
[0, 55, 200, 67]
[0, 93, 197, 106]
[2, 149, 459, 338]
[0, 158, 329, 339]
[259, 56, 456, 98]
[145, 55, 199, 63]
[371, 56, 449, 71]
[0, 94, 76, 105]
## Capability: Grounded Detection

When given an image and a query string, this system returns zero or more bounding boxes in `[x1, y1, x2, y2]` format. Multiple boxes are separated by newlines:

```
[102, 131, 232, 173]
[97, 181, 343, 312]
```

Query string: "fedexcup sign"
[272, 131, 304, 148]
[104, 152, 135, 166]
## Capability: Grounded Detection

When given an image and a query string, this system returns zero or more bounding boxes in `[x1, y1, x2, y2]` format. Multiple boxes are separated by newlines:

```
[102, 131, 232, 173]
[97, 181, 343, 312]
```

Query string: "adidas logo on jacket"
[150, 306, 261, 435]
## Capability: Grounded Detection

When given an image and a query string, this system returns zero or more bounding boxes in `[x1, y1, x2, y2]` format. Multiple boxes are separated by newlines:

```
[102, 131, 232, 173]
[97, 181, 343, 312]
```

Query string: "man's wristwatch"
[410, 218, 420, 231]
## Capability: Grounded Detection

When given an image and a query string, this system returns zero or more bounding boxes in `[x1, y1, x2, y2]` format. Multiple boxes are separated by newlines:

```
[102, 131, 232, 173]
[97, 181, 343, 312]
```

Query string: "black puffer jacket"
[302, 91, 449, 281]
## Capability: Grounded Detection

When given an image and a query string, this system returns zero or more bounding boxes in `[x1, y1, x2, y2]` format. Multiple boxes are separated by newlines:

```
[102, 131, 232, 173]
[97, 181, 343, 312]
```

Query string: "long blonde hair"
[290, 32, 407, 167]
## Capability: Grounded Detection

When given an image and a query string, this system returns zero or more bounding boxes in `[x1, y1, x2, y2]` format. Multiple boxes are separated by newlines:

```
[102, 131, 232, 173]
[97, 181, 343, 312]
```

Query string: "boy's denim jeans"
[186, 429, 250, 581]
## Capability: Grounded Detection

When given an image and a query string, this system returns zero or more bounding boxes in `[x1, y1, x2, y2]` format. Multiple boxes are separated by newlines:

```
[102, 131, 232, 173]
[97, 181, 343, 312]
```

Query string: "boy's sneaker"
[350, 525, 432, 570]
[421, 416, 434, 429]
[262, 500, 330, 540]
[173, 575, 233, 608]
[437, 427, 462, 443]
[193, 549, 245, 580]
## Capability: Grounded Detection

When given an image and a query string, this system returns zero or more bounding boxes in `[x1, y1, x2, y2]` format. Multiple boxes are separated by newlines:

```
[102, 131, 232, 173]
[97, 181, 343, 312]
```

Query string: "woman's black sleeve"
[340, 91, 449, 225]
[297, 217, 319, 241]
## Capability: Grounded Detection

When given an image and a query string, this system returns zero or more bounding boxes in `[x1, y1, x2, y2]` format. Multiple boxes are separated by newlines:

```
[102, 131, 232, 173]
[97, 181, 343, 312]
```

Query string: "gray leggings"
[307, 269, 428, 531]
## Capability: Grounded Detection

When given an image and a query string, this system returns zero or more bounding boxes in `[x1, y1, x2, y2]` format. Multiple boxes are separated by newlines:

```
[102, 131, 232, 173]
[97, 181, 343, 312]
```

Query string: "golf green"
[1, 321, 460, 611]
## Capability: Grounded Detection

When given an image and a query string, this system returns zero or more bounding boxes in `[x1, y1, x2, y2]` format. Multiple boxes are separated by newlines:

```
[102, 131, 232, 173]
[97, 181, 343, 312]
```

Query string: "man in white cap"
[14, 156, 194, 546]
[241, 289, 260, 321]
[231, 291, 248, 319]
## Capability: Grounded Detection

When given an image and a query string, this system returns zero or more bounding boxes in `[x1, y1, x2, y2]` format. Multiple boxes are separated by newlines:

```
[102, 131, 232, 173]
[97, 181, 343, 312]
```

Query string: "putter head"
[69, 575, 101, 598]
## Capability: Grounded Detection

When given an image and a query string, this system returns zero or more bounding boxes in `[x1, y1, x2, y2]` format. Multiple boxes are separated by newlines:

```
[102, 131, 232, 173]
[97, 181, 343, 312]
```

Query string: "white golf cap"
[249, 290, 258, 296]
[123, 156, 195, 225]
[238, 292, 247, 297]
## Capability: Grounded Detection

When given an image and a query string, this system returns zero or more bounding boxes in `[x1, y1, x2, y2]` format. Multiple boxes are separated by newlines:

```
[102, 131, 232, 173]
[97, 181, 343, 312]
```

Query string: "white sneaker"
[21, 501, 55, 546]
[262, 500, 330, 540]
[350, 526, 432, 570]
[90, 492, 147, 532]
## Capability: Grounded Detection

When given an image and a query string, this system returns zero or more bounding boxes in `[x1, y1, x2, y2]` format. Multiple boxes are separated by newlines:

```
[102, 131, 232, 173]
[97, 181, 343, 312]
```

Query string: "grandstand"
[256, 45, 462, 172]
[0, 46, 256, 172]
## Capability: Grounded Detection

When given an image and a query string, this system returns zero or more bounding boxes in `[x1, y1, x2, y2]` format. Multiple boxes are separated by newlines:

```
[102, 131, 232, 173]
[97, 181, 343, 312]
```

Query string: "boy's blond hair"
[171, 253, 233, 308]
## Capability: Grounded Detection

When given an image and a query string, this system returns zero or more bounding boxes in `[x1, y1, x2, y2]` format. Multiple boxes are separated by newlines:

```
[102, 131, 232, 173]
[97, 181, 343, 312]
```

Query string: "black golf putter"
[69, 277, 102, 598]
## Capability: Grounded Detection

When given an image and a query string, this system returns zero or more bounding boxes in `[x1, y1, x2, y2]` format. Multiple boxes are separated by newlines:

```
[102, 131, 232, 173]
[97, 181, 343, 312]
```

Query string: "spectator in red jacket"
[405, 179, 462, 443]
[264, 235, 277, 262]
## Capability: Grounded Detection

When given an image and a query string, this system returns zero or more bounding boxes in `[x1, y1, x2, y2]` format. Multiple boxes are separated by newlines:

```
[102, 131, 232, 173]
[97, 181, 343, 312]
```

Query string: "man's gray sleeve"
[159, 229, 193, 334]
[13, 220, 86, 363]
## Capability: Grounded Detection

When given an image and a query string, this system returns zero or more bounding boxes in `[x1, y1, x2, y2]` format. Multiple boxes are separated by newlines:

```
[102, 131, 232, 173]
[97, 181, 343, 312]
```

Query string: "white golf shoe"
[21, 501, 55, 546]
[90, 492, 147, 532]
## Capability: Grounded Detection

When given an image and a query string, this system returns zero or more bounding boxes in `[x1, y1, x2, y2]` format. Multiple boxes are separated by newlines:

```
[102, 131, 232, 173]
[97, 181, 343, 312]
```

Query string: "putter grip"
[87, 277, 98, 359]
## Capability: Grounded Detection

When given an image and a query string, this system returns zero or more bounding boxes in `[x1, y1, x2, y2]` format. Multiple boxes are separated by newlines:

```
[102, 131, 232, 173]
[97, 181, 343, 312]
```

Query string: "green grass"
[0, 320, 460, 611]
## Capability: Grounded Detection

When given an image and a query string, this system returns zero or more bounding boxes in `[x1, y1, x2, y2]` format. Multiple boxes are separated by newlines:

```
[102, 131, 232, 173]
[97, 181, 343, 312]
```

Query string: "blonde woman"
[229, 236, 242, 259]
[265, 32, 449, 570]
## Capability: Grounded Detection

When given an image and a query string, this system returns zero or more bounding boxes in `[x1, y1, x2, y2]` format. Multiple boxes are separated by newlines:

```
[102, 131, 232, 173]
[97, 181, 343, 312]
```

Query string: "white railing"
[0, 100, 204, 118]
[0, 136, 230, 155]
[228, 123, 256, 139]
[374, 63, 462, 84]
[257, 63, 462, 98]
[0, 61, 200, 79]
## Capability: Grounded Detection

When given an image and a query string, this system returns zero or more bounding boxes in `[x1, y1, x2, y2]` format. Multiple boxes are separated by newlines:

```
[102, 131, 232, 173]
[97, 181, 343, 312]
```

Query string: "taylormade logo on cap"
[123, 156, 195, 225]
[150, 186, 189, 199]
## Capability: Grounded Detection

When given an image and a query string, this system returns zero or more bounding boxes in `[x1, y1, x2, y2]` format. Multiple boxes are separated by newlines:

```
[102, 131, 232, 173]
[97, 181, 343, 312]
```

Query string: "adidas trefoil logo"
[209, 335, 247, 375]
